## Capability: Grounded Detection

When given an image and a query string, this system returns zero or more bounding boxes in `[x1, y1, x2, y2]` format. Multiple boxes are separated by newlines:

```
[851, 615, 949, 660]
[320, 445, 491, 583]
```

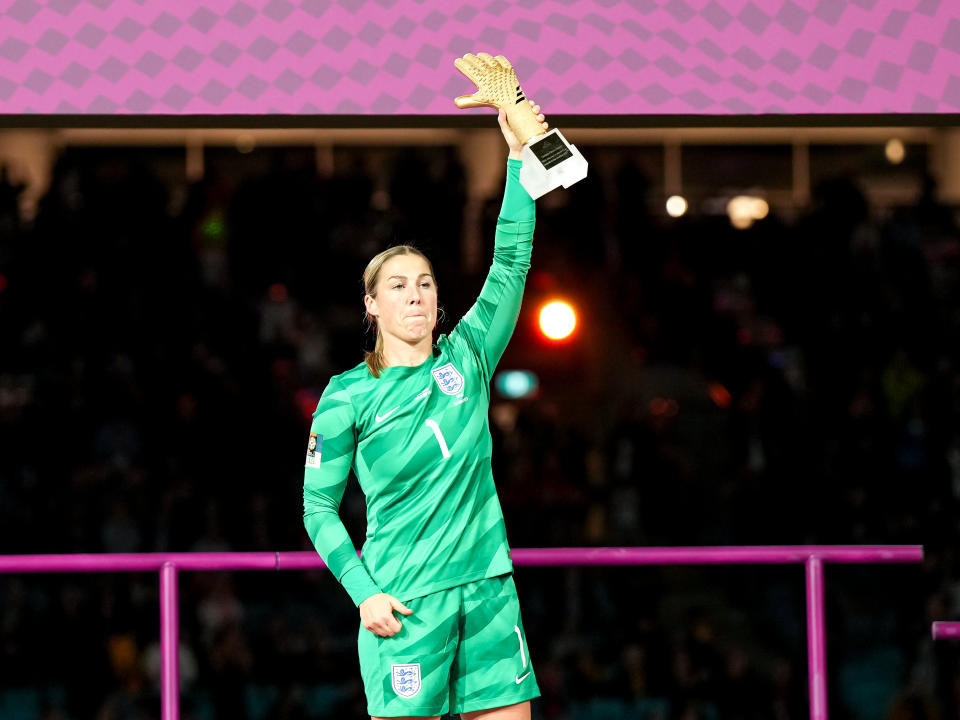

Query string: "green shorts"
[357, 573, 540, 717]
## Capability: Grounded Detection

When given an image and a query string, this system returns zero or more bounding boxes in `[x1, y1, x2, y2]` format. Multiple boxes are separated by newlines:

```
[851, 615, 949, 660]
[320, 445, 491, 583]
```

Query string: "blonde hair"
[362, 245, 436, 378]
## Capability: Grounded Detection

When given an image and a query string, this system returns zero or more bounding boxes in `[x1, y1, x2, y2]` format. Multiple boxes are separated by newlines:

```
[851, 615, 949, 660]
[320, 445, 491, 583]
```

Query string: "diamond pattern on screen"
[659, 28, 689, 51]
[583, 46, 613, 71]
[0, 0, 955, 114]
[0, 37, 30, 62]
[775, 1, 809, 34]
[111, 19, 145, 43]
[97, 57, 130, 82]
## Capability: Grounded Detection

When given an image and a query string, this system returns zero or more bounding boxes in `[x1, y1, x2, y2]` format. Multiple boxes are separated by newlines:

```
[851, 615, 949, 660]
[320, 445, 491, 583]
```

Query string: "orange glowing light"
[708, 382, 732, 408]
[539, 300, 576, 340]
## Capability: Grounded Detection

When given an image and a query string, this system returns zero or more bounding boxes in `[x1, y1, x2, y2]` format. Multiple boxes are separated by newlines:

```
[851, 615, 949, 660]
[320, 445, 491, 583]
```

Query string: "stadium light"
[727, 195, 769, 229]
[495, 370, 540, 399]
[666, 195, 688, 217]
[539, 300, 576, 340]
[885, 138, 905, 164]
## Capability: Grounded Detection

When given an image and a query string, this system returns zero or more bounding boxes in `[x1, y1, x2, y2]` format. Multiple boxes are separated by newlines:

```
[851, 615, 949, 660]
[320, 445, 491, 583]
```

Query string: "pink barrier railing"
[0, 546, 922, 720]
[932, 622, 960, 640]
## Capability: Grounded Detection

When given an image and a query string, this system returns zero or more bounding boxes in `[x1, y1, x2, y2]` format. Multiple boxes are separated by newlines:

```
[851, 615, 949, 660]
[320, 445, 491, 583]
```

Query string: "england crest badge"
[391, 663, 421, 698]
[431, 363, 464, 396]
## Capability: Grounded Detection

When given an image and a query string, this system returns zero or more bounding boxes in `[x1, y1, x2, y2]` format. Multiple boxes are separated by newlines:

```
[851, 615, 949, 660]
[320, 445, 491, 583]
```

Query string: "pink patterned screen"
[0, 0, 957, 115]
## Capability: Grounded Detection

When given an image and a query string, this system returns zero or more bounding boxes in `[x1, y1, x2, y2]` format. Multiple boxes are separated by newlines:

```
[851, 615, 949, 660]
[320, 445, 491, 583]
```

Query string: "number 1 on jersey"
[514, 625, 527, 669]
[424, 419, 451, 459]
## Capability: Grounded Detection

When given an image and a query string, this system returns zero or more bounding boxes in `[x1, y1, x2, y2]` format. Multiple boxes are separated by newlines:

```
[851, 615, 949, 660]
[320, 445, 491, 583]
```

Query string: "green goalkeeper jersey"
[303, 158, 534, 606]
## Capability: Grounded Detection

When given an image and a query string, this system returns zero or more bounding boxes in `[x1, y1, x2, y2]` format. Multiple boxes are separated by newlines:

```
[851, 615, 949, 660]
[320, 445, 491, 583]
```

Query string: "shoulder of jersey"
[330, 341, 461, 389]
[436, 332, 467, 355]
[335, 360, 374, 387]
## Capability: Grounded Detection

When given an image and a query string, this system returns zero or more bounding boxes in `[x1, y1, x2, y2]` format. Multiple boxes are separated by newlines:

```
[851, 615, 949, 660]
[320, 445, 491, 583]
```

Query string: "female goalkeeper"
[303, 102, 547, 720]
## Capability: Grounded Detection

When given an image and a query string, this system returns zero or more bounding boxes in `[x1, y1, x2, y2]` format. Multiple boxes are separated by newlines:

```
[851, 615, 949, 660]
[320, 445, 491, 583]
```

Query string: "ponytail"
[364, 329, 386, 377]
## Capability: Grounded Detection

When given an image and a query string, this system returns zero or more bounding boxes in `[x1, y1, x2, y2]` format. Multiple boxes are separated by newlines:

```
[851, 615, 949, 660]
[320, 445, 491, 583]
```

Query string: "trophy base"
[518, 128, 588, 200]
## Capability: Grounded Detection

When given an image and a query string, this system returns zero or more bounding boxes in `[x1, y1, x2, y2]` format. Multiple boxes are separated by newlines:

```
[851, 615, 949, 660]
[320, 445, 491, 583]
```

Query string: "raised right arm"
[302, 377, 381, 606]
[449, 158, 535, 380]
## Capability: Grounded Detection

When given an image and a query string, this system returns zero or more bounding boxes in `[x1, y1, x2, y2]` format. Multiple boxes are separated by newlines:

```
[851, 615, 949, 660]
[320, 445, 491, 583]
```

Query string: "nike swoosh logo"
[375, 407, 400, 423]
[375, 389, 432, 424]
[515, 672, 531, 684]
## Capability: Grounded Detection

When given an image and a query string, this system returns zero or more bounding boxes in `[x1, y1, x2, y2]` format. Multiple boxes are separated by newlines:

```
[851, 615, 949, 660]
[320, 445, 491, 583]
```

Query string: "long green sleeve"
[303, 377, 381, 606]
[451, 158, 535, 378]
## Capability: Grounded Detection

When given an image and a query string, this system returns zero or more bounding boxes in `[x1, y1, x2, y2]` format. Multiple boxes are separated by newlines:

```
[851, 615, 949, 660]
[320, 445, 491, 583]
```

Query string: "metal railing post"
[0, 546, 923, 720]
[160, 562, 180, 720]
[932, 621, 960, 639]
[806, 555, 827, 720]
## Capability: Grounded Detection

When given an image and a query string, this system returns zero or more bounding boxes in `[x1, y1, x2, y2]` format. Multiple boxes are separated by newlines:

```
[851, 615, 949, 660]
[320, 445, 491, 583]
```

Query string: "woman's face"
[365, 253, 438, 346]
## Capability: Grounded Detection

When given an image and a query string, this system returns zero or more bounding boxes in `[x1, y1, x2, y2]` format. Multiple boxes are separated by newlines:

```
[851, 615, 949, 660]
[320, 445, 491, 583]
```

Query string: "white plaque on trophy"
[453, 52, 589, 199]
[519, 128, 589, 200]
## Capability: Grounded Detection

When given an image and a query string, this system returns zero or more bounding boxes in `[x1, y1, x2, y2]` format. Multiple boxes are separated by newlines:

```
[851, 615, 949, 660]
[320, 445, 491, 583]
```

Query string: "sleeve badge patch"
[305, 432, 322, 467]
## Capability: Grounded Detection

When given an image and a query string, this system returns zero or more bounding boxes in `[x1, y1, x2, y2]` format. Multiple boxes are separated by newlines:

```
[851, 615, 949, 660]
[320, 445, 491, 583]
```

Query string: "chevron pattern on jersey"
[1, 1, 955, 115]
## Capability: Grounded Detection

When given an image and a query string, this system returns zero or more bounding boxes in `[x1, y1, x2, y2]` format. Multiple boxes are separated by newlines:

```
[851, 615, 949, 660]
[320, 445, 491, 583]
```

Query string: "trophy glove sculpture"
[453, 52, 547, 147]
[454, 51, 588, 199]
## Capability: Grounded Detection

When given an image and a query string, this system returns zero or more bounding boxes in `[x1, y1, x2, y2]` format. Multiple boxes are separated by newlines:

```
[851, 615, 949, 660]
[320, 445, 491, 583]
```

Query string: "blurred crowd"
[0, 140, 959, 720]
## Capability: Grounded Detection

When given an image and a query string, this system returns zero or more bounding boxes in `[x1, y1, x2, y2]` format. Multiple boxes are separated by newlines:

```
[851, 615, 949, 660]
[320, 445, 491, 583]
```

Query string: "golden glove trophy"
[453, 52, 588, 199]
